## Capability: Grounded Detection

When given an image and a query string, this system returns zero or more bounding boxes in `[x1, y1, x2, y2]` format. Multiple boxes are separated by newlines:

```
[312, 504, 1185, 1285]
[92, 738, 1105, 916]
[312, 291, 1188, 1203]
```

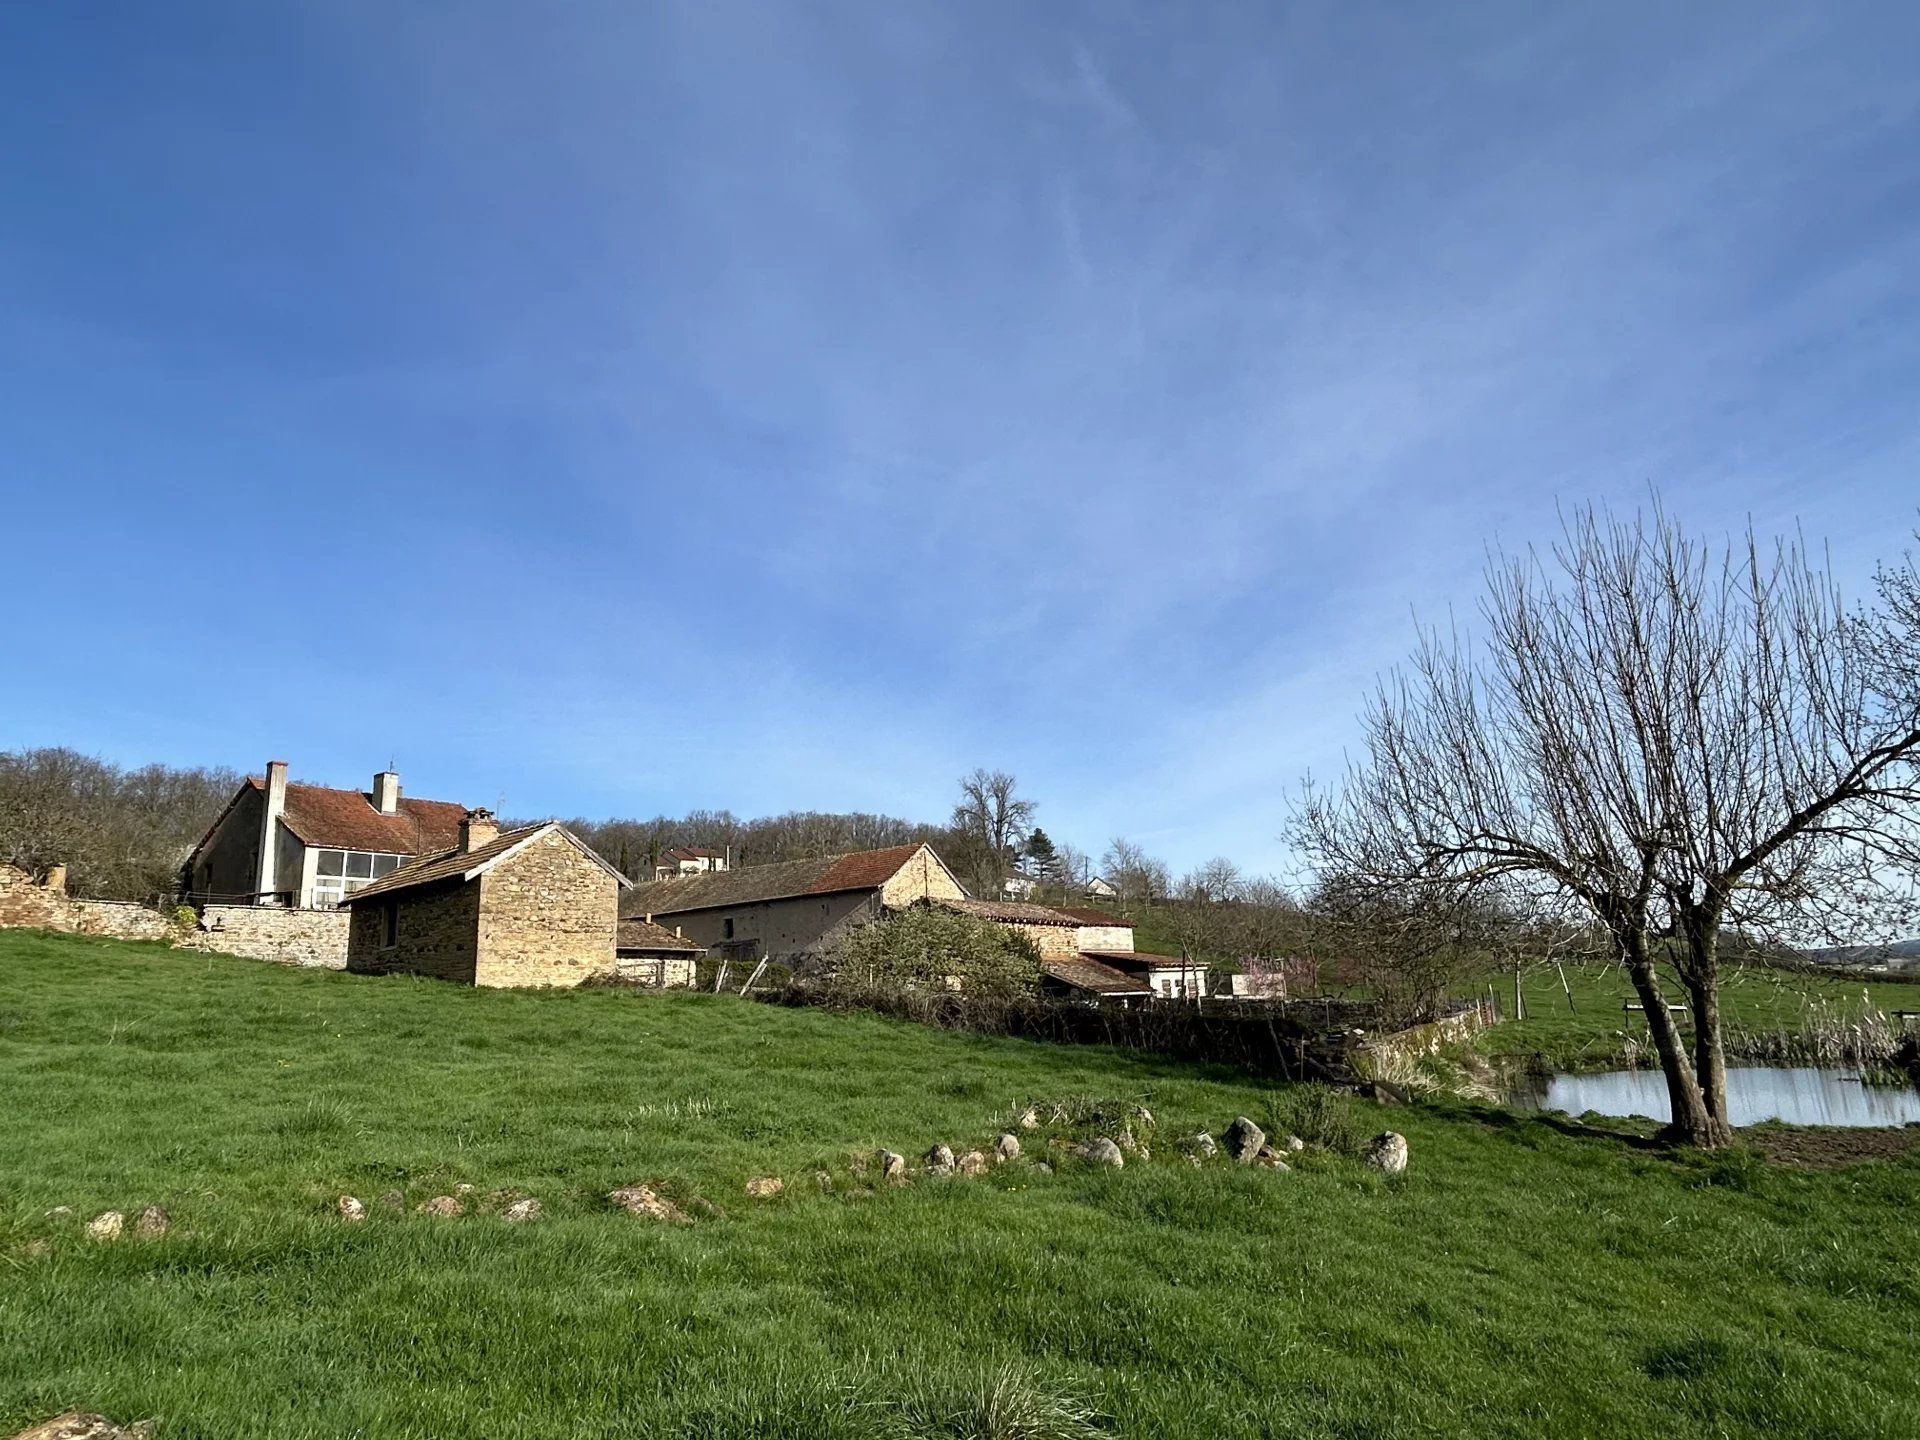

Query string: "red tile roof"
[660, 846, 725, 862]
[222, 775, 467, 856]
[343, 823, 630, 905]
[1041, 956, 1154, 997]
[621, 843, 932, 917]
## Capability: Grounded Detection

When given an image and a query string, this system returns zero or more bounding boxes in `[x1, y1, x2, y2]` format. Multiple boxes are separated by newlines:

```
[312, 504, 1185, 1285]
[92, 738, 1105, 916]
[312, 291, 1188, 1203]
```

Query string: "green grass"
[1471, 961, 1919, 1071]
[2, 930, 1917, 1438]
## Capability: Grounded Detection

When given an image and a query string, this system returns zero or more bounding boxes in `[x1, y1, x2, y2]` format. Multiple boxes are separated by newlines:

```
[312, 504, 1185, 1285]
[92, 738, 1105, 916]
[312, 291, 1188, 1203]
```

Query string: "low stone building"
[342, 811, 630, 987]
[615, 916, 704, 987]
[1085, 950, 1210, 999]
[620, 842, 966, 965]
[1039, 955, 1154, 1004]
[932, 897, 1083, 957]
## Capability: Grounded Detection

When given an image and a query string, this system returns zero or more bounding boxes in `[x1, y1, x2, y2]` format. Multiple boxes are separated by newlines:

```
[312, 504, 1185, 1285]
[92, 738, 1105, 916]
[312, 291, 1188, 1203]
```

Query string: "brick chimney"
[459, 808, 498, 854]
[373, 769, 401, 816]
[44, 864, 67, 896]
[256, 760, 288, 903]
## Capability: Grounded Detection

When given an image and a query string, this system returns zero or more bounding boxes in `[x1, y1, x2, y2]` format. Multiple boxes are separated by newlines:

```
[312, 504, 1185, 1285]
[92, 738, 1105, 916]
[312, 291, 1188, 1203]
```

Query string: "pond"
[1510, 1066, 1920, 1128]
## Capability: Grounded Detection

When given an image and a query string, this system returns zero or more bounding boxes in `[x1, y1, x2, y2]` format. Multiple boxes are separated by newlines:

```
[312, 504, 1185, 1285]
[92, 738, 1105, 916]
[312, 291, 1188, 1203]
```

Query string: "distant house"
[185, 761, 466, 910]
[654, 846, 729, 880]
[616, 915, 704, 988]
[1083, 876, 1119, 901]
[341, 810, 630, 987]
[1000, 873, 1039, 901]
[1084, 950, 1210, 1000]
[620, 842, 965, 965]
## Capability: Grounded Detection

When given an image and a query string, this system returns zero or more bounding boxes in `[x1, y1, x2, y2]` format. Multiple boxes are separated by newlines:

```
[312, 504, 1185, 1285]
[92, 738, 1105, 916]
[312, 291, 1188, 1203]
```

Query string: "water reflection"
[1510, 1066, 1920, 1128]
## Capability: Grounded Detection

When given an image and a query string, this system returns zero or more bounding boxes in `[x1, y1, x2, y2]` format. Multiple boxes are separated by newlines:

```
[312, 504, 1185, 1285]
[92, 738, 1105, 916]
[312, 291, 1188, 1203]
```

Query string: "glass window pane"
[346, 852, 374, 879]
[316, 849, 345, 876]
[373, 854, 400, 876]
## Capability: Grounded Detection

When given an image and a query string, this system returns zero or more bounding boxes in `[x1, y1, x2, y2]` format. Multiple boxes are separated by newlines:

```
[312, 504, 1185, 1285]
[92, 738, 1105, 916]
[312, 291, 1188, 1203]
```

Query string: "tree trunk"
[1678, 905, 1734, 1147]
[1621, 949, 1716, 1145]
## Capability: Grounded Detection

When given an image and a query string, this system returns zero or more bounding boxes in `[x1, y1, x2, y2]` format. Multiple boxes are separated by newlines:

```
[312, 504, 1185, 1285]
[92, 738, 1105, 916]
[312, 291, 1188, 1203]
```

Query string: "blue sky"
[4, 2, 1918, 877]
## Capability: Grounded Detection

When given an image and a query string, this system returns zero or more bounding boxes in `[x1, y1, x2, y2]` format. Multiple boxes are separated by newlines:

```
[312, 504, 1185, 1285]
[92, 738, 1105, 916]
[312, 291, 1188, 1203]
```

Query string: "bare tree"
[1179, 856, 1244, 902]
[1102, 837, 1170, 909]
[951, 769, 1037, 895]
[1295, 502, 1920, 1147]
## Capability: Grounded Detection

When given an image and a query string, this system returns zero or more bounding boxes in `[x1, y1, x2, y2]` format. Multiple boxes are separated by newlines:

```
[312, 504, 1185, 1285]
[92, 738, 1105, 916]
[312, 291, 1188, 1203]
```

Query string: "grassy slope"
[0, 931, 1915, 1440]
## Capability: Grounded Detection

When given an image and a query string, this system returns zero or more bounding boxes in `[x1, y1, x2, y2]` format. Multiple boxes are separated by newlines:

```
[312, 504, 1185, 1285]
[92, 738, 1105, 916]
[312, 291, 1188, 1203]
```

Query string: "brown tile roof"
[661, 846, 725, 862]
[216, 775, 467, 856]
[935, 897, 1079, 927]
[616, 917, 703, 953]
[1083, 951, 1193, 971]
[1042, 956, 1154, 997]
[343, 823, 630, 905]
[620, 843, 930, 917]
[1054, 906, 1127, 926]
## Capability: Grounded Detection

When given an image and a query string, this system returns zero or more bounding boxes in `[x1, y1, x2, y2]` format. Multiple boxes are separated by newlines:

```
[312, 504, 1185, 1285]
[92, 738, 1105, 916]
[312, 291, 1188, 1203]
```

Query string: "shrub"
[827, 905, 1041, 999]
[1266, 1084, 1361, 1156]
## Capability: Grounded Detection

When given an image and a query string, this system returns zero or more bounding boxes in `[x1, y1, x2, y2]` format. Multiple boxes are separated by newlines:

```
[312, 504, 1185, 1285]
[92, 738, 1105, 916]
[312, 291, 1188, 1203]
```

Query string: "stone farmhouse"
[185, 760, 467, 910]
[615, 915, 704, 987]
[341, 810, 630, 987]
[620, 842, 967, 964]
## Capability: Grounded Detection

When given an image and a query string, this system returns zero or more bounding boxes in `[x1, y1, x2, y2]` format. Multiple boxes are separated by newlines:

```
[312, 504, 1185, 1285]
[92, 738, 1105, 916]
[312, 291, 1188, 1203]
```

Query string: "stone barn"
[342, 810, 629, 987]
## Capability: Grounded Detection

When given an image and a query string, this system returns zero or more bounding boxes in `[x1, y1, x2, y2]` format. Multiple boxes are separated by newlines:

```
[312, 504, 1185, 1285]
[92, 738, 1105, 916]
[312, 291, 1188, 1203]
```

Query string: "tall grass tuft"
[1265, 1084, 1361, 1155]
[884, 1361, 1110, 1440]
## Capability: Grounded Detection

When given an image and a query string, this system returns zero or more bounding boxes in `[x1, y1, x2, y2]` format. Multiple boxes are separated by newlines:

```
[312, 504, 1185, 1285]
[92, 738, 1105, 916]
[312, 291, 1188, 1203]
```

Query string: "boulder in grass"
[1078, 1138, 1124, 1168]
[1285, 1135, 1306, 1153]
[925, 1143, 955, 1176]
[1189, 1132, 1218, 1160]
[10, 1412, 157, 1439]
[85, 1212, 124, 1242]
[876, 1149, 907, 1181]
[1016, 1107, 1041, 1130]
[503, 1198, 542, 1223]
[1366, 1132, 1409, 1175]
[993, 1132, 1021, 1163]
[1224, 1116, 1266, 1163]
[955, 1150, 988, 1176]
[744, 1176, 784, 1199]
[608, 1185, 690, 1223]
[416, 1195, 462, 1218]
[133, 1206, 169, 1239]
[336, 1195, 366, 1222]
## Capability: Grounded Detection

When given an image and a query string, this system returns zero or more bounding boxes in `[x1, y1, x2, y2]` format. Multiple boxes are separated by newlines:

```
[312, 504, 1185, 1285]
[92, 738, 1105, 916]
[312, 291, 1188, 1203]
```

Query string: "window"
[383, 902, 398, 948]
[310, 850, 407, 908]
[723, 918, 735, 940]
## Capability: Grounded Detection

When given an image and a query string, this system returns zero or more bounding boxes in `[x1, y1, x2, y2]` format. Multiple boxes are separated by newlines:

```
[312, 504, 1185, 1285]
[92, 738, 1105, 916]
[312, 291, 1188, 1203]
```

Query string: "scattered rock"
[336, 1195, 366, 1222]
[876, 1149, 907, 1181]
[744, 1176, 784, 1199]
[1078, 1138, 1124, 1168]
[1224, 1116, 1266, 1163]
[1358, 1080, 1410, 1107]
[85, 1211, 124, 1242]
[1133, 1105, 1155, 1127]
[133, 1206, 169, 1239]
[502, 1198, 542, 1223]
[44, 1206, 73, 1221]
[1016, 1107, 1040, 1129]
[955, 1150, 988, 1176]
[453, 1183, 476, 1197]
[375, 1190, 405, 1213]
[416, 1195, 462, 1218]
[1284, 1135, 1306, 1153]
[1366, 1132, 1409, 1175]
[1033, 1162, 1054, 1175]
[10, 1412, 156, 1440]
[814, 1170, 835, 1193]
[1188, 1132, 1218, 1159]
[608, 1185, 690, 1223]
[993, 1132, 1021, 1163]
[925, 1143, 955, 1176]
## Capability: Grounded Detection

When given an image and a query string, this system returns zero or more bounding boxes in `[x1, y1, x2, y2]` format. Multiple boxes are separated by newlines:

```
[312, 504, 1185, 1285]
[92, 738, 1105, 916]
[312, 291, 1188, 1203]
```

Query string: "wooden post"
[1557, 962, 1575, 1012]
[739, 958, 769, 996]
[713, 958, 730, 993]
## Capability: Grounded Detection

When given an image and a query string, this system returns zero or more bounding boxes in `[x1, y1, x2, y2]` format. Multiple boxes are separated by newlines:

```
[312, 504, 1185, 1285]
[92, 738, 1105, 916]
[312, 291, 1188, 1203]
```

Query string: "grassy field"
[3, 930, 1918, 1439]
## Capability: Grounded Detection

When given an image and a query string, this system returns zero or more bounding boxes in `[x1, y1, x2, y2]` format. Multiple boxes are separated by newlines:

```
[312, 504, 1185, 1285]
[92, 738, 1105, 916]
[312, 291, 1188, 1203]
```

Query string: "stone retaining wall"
[186, 905, 350, 969]
[0, 863, 181, 943]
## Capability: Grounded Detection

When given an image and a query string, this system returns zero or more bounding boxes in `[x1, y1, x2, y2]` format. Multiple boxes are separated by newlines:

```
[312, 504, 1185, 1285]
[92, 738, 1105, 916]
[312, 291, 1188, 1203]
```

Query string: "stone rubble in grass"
[1032, 1161, 1053, 1175]
[503, 1198, 542, 1222]
[955, 1150, 988, 1176]
[993, 1132, 1021, 1163]
[85, 1211, 123, 1242]
[925, 1143, 955, 1176]
[608, 1185, 690, 1223]
[44, 1206, 73, 1221]
[416, 1195, 462, 1218]
[1133, 1105, 1155, 1126]
[133, 1206, 169, 1238]
[453, 1183, 476, 1197]
[1016, 1106, 1040, 1129]
[9, 1411, 157, 1440]
[1188, 1132, 1218, 1159]
[876, 1149, 906, 1181]
[1078, 1138, 1124, 1168]
[336, 1195, 366, 1222]
[1285, 1136, 1306, 1153]
[1366, 1132, 1409, 1174]
[814, 1170, 835, 1193]
[1224, 1116, 1266, 1163]
[744, 1176, 784, 1199]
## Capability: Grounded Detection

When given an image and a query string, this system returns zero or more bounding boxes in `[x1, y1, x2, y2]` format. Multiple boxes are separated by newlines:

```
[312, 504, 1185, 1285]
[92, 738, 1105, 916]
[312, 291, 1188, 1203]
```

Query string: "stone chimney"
[373, 769, 401, 816]
[256, 760, 288, 903]
[459, 808, 499, 854]
[44, 864, 67, 896]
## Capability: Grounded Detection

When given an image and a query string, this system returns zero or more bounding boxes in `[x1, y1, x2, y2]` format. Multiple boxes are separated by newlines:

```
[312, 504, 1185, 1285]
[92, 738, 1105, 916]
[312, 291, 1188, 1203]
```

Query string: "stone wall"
[615, 954, 699, 988]
[996, 919, 1082, 958]
[186, 905, 350, 968]
[879, 846, 968, 907]
[0, 863, 180, 943]
[477, 830, 619, 987]
[0, 863, 71, 930]
[347, 879, 482, 983]
[68, 900, 179, 943]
